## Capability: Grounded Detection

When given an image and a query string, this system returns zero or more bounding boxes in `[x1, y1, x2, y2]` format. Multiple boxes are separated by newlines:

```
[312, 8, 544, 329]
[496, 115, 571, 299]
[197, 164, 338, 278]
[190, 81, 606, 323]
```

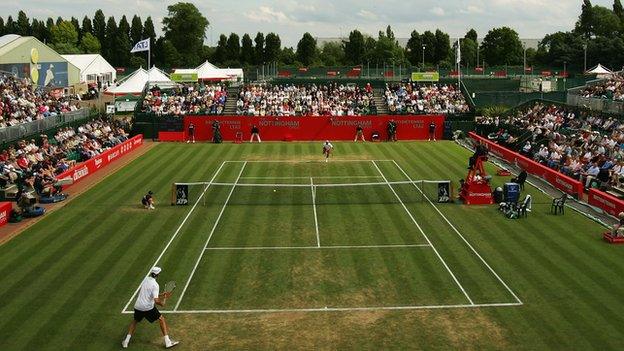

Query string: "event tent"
[172, 61, 243, 81]
[586, 64, 613, 78]
[104, 66, 173, 96]
[61, 54, 116, 85]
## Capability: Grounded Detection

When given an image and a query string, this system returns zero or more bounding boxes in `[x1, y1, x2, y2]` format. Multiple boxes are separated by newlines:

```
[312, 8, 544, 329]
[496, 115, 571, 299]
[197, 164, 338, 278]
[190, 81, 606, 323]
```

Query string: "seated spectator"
[384, 83, 469, 115]
[141, 83, 227, 116]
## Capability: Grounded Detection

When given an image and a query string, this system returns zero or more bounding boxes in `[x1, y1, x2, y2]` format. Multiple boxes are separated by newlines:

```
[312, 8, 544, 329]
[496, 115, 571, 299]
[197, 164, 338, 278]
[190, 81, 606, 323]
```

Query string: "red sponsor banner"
[494, 71, 507, 77]
[474, 67, 484, 73]
[588, 189, 624, 217]
[524, 67, 533, 72]
[469, 132, 583, 198]
[0, 202, 11, 227]
[541, 71, 552, 77]
[278, 70, 292, 77]
[184, 115, 445, 142]
[115, 67, 126, 73]
[56, 135, 143, 190]
[384, 70, 394, 77]
[298, 67, 309, 72]
[327, 71, 338, 76]
[558, 71, 569, 78]
[449, 70, 459, 77]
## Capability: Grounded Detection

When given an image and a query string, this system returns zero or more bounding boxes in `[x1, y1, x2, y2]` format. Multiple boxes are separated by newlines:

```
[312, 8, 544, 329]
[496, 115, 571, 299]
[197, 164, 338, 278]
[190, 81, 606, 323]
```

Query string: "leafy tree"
[118, 15, 130, 38]
[280, 47, 296, 65]
[16, 11, 30, 36]
[385, 25, 395, 41]
[481, 27, 523, 65]
[162, 2, 209, 67]
[162, 40, 182, 67]
[465, 28, 478, 43]
[319, 41, 344, 66]
[296, 32, 317, 66]
[615, 0, 624, 21]
[344, 30, 365, 65]
[591, 6, 621, 36]
[80, 32, 101, 53]
[461, 38, 478, 67]
[213, 34, 228, 64]
[142, 17, 156, 65]
[70, 17, 81, 40]
[5, 16, 16, 34]
[129, 56, 147, 68]
[116, 16, 132, 66]
[130, 15, 143, 45]
[434, 29, 450, 63]
[225, 33, 240, 63]
[363, 36, 377, 62]
[240, 33, 254, 65]
[0, 18, 5, 36]
[104, 16, 118, 63]
[50, 21, 80, 53]
[405, 30, 422, 65]
[82, 16, 93, 36]
[56, 17, 63, 26]
[576, 0, 594, 37]
[264, 32, 281, 63]
[93, 10, 106, 49]
[421, 31, 437, 64]
[254, 32, 265, 64]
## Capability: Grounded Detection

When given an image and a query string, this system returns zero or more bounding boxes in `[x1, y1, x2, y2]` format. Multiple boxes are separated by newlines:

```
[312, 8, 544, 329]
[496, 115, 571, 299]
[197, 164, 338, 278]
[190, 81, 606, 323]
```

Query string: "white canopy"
[586, 64, 613, 76]
[61, 54, 116, 85]
[104, 66, 173, 96]
[196, 61, 243, 81]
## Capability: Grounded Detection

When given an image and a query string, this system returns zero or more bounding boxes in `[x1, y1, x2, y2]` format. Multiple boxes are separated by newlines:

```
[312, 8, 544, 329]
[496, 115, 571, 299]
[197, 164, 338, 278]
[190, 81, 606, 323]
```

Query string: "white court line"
[310, 177, 320, 247]
[391, 160, 524, 305]
[174, 161, 248, 311]
[124, 302, 522, 315]
[239, 176, 383, 179]
[371, 161, 475, 306]
[204, 244, 431, 251]
[121, 161, 227, 314]
[227, 159, 394, 163]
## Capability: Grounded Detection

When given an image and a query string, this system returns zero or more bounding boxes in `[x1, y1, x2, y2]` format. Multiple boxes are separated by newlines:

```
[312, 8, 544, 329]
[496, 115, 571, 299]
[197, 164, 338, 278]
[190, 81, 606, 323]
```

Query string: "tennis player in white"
[322, 140, 333, 162]
[122, 267, 179, 349]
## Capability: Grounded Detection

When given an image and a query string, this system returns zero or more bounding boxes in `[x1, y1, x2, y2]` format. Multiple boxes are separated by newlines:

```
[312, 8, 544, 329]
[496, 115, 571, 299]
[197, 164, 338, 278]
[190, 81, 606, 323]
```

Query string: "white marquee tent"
[104, 66, 173, 96]
[172, 61, 243, 81]
[61, 54, 116, 86]
[586, 64, 613, 78]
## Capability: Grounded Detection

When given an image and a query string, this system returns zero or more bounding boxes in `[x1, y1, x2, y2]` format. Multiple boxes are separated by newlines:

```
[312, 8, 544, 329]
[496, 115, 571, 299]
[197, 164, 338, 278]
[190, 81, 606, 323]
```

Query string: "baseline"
[204, 244, 431, 251]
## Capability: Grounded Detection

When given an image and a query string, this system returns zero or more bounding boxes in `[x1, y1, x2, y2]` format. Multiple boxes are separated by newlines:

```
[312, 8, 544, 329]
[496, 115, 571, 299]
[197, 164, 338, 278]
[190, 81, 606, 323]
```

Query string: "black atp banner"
[175, 184, 189, 205]
[437, 182, 451, 203]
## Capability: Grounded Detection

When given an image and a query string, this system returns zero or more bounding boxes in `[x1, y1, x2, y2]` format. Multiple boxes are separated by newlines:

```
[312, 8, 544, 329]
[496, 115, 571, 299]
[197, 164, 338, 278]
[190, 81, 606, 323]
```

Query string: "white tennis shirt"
[134, 276, 159, 311]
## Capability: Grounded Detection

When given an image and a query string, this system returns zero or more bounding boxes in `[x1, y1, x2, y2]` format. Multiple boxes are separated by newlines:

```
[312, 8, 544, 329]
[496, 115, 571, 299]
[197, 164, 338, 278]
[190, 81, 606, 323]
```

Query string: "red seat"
[603, 232, 624, 244]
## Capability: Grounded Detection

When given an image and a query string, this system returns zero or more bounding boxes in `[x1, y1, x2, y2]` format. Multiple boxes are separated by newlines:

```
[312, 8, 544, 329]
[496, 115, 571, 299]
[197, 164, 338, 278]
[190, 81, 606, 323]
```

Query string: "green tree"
[93, 10, 106, 50]
[319, 41, 344, 66]
[70, 17, 80, 40]
[481, 27, 523, 65]
[130, 15, 143, 45]
[80, 32, 101, 53]
[536, 31, 584, 67]
[104, 16, 118, 64]
[5, 16, 16, 34]
[576, 0, 594, 37]
[363, 36, 376, 62]
[385, 25, 395, 40]
[162, 2, 209, 67]
[615, 0, 624, 20]
[434, 29, 450, 63]
[296, 32, 317, 66]
[592, 6, 621, 36]
[116, 16, 132, 66]
[162, 40, 182, 67]
[240, 33, 254, 65]
[280, 47, 296, 65]
[118, 15, 130, 38]
[213, 34, 228, 64]
[421, 31, 436, 64]
[0, 18, 5, 36]
[82, 16, 93, 36]
[264, 32, 281, 63]
[344, 30, 365, 65]
[405, 30, 422, 65]
[465, 28, 478, 43]
[461, 38, 478, 67]
[254, 32, 265, 64]
[226, 33, 240, 64]
[142, 17, 156, 65]
[16, 10, 30, 36]
[50, 21, 80, 53]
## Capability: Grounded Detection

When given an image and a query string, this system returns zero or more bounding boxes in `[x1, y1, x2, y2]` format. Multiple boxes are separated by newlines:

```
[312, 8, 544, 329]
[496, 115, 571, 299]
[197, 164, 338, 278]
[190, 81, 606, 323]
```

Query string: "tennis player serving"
[322, 140, 334, 162]
[122, 267, 179, 349]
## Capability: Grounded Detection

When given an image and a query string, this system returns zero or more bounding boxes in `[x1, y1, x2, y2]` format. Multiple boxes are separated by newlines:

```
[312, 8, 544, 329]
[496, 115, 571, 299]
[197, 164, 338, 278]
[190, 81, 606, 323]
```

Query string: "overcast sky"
[0, 0, 616, 46]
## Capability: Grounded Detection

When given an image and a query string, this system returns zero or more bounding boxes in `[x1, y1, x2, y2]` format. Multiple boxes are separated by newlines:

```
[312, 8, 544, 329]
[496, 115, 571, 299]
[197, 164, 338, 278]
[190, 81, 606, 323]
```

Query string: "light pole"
[583, 43, 588, 73]
[563, 61, 567, 90]
[422, 44, 426, 70]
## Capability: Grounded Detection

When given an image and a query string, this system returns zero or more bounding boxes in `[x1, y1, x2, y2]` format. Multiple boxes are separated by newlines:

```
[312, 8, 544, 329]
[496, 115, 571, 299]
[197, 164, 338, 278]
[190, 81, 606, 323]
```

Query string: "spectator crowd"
[384, 83, 470, 115]
[578, 73, 624, 101]
[478, 102, 624, 190]
[0, 72, 79, 129]
[141, 83, 227, 116]
[0, 119, 129, 196]
[236, 83, 376, 116]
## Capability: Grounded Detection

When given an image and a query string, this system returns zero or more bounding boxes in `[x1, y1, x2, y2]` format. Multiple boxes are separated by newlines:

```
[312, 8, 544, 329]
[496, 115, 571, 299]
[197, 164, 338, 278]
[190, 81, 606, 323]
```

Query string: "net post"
[171, 183, 176, 205]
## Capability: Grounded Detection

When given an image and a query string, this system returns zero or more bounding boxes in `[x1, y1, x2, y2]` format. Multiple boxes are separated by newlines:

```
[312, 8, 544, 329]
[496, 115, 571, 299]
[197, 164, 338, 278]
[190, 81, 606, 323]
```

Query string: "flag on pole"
[130, 39, 150, 53]
[455, 39, 461, 64]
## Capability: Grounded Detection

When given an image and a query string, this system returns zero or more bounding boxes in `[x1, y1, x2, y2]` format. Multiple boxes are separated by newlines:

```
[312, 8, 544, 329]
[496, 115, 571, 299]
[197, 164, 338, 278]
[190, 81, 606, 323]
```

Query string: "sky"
[0, 0, 617, 46]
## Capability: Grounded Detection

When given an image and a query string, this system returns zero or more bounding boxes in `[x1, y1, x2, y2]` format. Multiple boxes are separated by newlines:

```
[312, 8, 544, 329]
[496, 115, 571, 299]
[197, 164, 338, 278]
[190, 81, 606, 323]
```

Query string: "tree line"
[0, 1, 621, 71]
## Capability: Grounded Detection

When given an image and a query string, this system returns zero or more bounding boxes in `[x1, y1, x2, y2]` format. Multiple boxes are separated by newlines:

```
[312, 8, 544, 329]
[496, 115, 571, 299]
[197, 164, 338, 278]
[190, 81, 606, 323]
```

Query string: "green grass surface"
[0, 141, 622, 350]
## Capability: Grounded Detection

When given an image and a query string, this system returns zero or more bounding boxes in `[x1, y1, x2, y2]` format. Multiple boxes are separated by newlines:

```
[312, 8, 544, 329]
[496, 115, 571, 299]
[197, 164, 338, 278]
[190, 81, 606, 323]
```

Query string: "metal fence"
[0, 108, 91, 144]
[566, 94, 624, 115]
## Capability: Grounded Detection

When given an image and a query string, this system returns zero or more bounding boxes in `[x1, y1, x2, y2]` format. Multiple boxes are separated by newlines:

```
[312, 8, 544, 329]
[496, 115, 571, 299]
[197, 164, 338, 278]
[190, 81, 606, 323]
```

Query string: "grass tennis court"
[1, 141, 623, 350]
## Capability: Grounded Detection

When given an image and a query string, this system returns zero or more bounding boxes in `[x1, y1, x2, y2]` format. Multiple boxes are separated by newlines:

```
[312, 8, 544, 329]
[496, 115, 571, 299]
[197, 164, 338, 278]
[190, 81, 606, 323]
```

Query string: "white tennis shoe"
[165, 340, 179, 348]
[121, 339, 129, 348]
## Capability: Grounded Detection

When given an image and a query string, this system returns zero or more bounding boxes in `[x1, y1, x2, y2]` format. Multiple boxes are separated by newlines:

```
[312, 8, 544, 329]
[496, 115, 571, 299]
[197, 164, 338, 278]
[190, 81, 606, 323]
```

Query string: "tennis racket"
[163, 281, 176, 297]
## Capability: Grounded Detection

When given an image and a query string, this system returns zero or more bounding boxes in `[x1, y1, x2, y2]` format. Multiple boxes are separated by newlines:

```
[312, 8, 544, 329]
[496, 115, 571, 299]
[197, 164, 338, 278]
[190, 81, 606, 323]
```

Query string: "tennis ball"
[273, 189, 276, 192]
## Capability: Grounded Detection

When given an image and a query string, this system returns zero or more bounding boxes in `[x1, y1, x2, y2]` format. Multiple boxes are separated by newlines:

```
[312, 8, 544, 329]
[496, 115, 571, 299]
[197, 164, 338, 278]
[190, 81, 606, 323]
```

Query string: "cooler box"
[504, 183, 520, 203]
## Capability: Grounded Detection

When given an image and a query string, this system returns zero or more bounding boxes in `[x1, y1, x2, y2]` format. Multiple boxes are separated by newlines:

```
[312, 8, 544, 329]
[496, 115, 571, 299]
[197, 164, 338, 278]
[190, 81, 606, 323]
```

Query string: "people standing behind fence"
[250, 125, 261, 143]
[387, 120, 397, 142]
[354, 124, 365, 142]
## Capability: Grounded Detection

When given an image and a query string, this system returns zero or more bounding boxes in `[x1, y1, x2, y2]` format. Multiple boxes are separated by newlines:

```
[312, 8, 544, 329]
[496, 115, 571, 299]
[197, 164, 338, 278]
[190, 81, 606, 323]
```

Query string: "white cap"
[151, 266, 162, 275]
